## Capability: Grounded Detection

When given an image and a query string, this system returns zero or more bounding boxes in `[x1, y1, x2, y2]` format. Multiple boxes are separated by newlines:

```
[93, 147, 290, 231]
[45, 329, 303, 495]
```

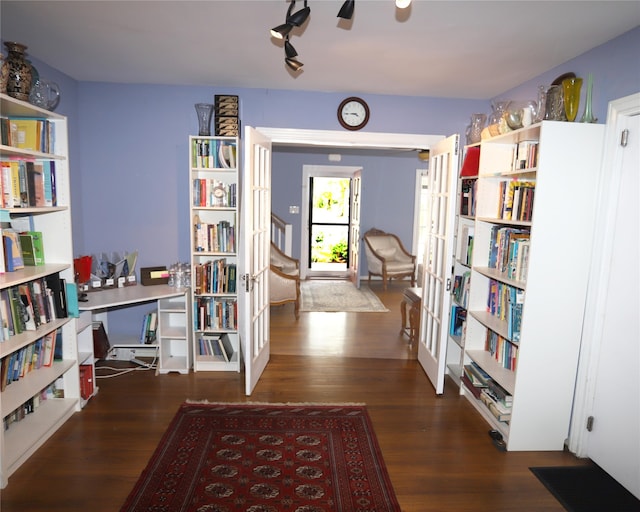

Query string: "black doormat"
[530, 463, 640, 512]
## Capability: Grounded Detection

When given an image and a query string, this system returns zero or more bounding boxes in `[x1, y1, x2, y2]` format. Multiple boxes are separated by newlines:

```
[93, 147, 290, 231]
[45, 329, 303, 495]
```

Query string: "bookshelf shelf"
[460, 121, 605, 451]
[189, 135, 240, 372]
[0, 93, 79, 488]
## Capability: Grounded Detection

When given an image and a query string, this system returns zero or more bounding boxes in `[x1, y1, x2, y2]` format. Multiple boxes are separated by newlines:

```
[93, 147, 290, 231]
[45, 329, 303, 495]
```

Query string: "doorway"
[300, 165, 361, 280]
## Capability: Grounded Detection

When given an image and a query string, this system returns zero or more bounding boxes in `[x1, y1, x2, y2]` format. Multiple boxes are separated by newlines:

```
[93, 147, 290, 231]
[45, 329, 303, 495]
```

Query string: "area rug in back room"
[300, 280, 389, 312]
[120, 402, 401, 512]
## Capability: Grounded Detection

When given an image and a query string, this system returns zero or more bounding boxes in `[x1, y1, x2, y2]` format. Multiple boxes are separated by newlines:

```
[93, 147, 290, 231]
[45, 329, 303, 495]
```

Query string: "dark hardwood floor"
[0, 280, 586, 511]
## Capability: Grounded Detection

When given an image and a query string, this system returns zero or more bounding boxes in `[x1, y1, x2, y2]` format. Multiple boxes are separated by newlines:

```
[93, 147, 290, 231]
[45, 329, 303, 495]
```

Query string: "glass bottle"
[580, 74, 597, 123]
[534, 85, 547, 123]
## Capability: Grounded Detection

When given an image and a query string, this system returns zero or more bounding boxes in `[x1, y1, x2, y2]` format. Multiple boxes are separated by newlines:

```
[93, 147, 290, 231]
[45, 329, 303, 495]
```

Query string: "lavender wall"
[6, 26, 638, 334]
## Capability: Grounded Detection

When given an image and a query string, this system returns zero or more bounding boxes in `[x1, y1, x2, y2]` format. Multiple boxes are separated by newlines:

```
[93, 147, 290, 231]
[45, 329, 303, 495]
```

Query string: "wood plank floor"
[0, 280, 587, 511]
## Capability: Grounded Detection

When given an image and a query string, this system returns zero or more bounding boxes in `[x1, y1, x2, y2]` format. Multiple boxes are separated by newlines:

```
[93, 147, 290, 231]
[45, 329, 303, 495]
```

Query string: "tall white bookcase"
[460, 121, 604, 451]
[0, 93, 79, 487]
[189, 136, 241, 372]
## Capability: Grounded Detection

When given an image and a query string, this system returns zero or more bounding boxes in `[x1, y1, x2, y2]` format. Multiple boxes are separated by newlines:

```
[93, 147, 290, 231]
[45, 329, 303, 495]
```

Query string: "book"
[3, 229, 24, 271]
[19, 231, 45, 266]
[42, 329, 57, 366]
[218, 333, 234, 362]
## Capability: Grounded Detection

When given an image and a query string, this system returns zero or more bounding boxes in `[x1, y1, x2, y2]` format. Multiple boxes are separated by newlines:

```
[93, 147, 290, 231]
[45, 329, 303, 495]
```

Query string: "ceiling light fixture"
[270, 0, 297, 39]
[284, 36, 298, 58]
[285, 57, 304, 71]
[287, 1, 310, 26]
[337, 0, 355, 19]
[396, 0, 411, 8]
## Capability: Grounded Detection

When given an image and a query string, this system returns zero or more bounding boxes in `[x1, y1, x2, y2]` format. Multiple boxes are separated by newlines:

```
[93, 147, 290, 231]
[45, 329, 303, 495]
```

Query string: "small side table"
[400, 287, 422, 344]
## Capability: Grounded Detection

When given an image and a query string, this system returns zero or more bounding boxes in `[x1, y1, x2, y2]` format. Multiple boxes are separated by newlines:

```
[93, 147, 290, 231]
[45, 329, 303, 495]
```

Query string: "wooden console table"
[400, 287, 422, 344]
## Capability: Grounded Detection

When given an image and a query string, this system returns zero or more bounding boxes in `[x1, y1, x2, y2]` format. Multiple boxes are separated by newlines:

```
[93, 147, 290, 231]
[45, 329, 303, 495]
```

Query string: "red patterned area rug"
[120, 402, 401, 512]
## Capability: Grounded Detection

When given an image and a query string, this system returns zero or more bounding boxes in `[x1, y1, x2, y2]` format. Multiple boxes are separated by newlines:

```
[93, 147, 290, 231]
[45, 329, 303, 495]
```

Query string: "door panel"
[349, 171, 361, 287]
[241, 126, 272, 396]
[417, 134, 459, 394]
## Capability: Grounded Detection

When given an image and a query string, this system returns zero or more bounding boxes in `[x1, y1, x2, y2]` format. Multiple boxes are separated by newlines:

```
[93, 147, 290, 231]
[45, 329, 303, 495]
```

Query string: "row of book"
[512, 140, 539, 171]
[459, 224, 474, 266]
[140, 311, 157, 345]
[192, 178, 237, 208]
[485, 329, 519, 371]
[2, 229, 45, 273]
[193, 218, 236, 253]
[194, 297, 237, 331]
[196, 333, 235, 362]
[0, 117, 56, 154]
[191, 139, 237, 169]
[497, 179, 536, 222]
[459, 178, 477, 217]
[487, 279, 524, 342]
[1, 159, 58, 209]
[1, 329, 61, 391]
[449, 305, 467, 338]
[462, 362, 513, 423]
[452, 270, 470, 309]
[193, 258, 237, 295]
[487, 226, 531, 282]
[0, 274, 68, 341]
[3, 379, 64, 432]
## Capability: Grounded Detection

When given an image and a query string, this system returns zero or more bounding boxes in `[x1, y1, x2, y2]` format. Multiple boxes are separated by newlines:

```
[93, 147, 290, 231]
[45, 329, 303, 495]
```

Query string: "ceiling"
[2, 1, 639, 100]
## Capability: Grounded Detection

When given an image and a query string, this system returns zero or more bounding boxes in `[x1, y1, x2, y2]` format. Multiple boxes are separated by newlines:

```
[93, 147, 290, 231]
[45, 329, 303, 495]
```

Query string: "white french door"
[240, 126, 272, 396]
[349, 171, 362, 287]
[417, 134, 460, 394]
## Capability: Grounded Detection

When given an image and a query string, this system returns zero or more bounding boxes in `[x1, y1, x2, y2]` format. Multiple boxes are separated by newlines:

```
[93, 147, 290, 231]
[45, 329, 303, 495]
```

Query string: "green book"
[19, 231, 45, 266]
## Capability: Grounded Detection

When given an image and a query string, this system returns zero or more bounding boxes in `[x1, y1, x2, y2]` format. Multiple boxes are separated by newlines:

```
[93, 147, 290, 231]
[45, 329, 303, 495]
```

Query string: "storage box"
[140, 266, 169, 286]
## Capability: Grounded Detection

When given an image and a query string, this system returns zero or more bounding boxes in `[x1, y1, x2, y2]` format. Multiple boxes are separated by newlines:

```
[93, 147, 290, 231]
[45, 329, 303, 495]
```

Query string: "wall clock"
[337, 97, 370, 131]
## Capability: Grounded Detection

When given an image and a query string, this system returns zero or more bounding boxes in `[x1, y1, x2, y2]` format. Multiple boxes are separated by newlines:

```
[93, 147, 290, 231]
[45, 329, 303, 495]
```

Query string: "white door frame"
[300, 165, 361, 280]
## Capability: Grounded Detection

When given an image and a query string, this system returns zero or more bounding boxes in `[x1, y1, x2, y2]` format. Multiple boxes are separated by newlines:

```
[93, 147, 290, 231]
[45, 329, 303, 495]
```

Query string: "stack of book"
[214, 95, 239, 136]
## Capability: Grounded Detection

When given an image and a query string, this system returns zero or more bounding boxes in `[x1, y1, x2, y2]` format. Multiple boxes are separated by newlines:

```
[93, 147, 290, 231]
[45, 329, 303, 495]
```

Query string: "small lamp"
[337, 0, 355, 19]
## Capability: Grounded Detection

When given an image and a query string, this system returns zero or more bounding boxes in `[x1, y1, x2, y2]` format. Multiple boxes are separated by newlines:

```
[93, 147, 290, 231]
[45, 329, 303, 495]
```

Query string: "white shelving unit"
[189, 136, 240, 372]
[157, 294, 190, 374]
[0, 93, 79, 488]
[446, 144, 479, 388]
[460, 121, 605, 451]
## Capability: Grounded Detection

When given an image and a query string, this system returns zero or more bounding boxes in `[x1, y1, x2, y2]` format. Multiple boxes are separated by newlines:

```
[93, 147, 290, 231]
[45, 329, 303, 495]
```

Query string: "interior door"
[240, 126, 272, 396]
[417, 134, 460, 394]
[585, 109, 639, 498]
[349, 170, 362, 287]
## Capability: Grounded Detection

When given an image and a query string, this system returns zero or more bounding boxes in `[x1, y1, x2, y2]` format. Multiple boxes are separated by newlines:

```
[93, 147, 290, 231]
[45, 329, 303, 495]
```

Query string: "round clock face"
[338, 97, 370, 130]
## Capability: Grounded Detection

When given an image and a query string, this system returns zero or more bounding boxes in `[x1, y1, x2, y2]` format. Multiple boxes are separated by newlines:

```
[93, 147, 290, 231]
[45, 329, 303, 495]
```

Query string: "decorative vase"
[488, 100, 511, 126]
[195, 103, 214, 136]
[534, 85, 547, 123]
[544, 85, 566, 121]
[3, 41, 32, 101]
[0, 55, 9, 94]
[580, 73, 597, 123]
[468, 113, 486, 144]
[562, 77, 583, 122]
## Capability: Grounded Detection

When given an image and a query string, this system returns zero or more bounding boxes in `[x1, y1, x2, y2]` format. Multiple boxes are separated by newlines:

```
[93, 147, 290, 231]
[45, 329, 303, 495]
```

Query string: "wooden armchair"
[270, 243, 300, 319]
[362, 228, 416, 290]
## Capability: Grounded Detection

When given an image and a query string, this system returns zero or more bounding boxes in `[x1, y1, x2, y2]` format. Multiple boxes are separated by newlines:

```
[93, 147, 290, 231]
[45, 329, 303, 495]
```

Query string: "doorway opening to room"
[301, 166, 362, 281]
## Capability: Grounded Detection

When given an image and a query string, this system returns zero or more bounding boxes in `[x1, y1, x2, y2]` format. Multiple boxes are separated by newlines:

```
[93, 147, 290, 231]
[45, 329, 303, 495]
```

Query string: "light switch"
[289, 206, 300, 214]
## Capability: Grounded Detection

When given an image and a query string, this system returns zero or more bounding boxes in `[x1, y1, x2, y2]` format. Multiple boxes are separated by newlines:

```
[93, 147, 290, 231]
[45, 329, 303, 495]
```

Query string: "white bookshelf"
[460, 121, 605, 451]
[0, 93, 79, 487]
[189, 136, 240, 372]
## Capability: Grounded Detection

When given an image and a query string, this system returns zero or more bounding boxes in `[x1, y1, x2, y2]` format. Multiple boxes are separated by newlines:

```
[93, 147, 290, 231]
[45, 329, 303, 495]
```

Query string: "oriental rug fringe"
[120, 402, 401, 512]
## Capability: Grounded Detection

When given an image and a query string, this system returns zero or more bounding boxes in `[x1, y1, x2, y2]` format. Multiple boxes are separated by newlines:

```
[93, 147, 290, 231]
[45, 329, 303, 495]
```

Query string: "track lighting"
[396, 0, 411, 8]
[284, 36, 298, 58]
[285, 57, 304, 71]
[270, 22, 293, 39]
[287, 3, 310, 26]
[337, 0, 355, 19]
